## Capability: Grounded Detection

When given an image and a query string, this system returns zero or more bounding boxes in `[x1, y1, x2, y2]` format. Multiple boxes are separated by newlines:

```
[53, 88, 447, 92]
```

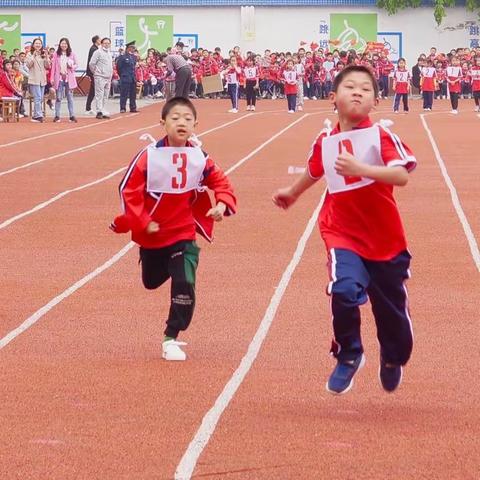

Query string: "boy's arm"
[117, 151, 153, 232]
[273, 170, 319, 209]
[202, 158, 237, 217]
[335, 127, 416, 187]
[335, 154, 409, 186]
[273, 134, 324, 209]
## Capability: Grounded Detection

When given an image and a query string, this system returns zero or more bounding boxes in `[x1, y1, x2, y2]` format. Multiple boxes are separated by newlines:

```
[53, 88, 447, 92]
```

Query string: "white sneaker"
[251, 105, 255, 111]
[86, 110, 96, 115]
[162, 339, 187, 361]
[394, 110, 399, 114]
[475, 106, 479, 112]
[311, 96, 317, 100]
[288, 110, 294, 113]
[450, 109, 458, 114]
[228, 108, 238, 113]
[297, 105, 303, 111]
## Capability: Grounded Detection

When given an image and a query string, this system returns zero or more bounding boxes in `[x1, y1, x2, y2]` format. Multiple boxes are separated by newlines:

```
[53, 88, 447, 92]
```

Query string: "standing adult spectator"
[162, 42, 192, 99]
[89, 37, 113, 119]
[116, 40, 138, 113]
[411, 57, 424, 96]
[50, 37, 78, 123]
[85, 35, 100, 115]
[25, 37, 50, 123]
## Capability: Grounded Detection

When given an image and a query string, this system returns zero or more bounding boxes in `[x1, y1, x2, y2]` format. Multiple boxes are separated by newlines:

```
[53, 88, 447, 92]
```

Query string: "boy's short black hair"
[161, 96, 197, 120]
[332, 65, 379, 98]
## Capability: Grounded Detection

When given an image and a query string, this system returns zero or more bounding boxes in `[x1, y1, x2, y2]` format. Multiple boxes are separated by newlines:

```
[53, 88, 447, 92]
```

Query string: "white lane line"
[225, 113, 309, 175]
[0, 113, 301, 231]
[0, 168, 126, 231]
[0, 112, 302, 348]
[0, 114, 135, 149]
[420, 114, 480, 271]
[0, 113, 252, 178]
[0, 242, 136, 350]
[174, 192, 326, 480]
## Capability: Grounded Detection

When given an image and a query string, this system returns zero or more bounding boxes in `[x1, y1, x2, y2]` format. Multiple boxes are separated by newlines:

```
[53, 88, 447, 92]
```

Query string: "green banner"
[126, 15, 173, 57]
[0, 15, 21, 53]
[330, 14, 377, 53]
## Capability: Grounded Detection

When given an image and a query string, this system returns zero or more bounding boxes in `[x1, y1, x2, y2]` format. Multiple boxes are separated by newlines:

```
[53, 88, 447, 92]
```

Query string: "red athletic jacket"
[111, 137, 237, 248]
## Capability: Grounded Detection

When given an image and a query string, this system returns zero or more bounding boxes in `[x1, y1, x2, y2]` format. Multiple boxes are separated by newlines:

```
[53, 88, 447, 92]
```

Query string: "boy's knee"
[142, 277, 160, 290]
[331, 278, 368, 307]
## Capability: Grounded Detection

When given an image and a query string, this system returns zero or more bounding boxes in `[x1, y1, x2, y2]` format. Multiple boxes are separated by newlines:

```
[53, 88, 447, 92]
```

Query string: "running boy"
[273, 65, 416, 395]
[110, 97, 237, 361]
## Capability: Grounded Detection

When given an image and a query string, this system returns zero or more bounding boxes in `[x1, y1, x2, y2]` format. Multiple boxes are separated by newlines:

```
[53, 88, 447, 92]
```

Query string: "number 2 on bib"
[338, 139, 362, 186]
[172, 153, 188, 189]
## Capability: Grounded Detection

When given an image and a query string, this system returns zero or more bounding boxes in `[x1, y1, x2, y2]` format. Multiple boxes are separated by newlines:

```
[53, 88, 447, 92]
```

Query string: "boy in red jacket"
[111, 97, 237, 361]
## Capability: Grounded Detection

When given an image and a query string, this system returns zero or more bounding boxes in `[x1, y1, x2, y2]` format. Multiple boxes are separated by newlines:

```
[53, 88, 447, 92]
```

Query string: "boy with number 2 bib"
[273, 66, 416, 395]
[111, 97, 236, 361]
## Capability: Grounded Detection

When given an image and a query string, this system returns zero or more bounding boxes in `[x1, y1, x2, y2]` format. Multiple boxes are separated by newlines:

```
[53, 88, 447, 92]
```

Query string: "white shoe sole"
[325, 354, 366, 395]
[162, 352, 186, 361]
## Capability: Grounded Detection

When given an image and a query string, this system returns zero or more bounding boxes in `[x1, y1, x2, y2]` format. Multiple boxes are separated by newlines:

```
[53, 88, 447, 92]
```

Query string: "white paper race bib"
[146, 146, 206, 194]
[322, 126, 383, 194]
[446, 66, 462, 78]
[226, 73, 238, 84]
[244, 67, 257, 80]
[283, 71, 296, 83]
[395, 71, 409, 83]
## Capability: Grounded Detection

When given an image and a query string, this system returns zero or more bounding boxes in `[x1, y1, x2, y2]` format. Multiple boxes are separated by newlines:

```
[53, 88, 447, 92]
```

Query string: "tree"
[376, 0, 480, 25]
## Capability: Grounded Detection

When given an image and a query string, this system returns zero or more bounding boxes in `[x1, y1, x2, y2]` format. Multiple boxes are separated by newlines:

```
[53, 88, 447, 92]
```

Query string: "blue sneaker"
[379, 359, 403, 392]
[326, 354, 365, 395]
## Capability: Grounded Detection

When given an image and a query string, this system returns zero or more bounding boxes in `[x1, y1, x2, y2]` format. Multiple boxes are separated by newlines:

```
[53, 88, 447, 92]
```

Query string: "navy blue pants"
[328, 248, 413, 366]
[422, 91, 434, 109]
[120, 79, 137, 111]
[227, 83, 239, 109]
[393, 93, 409, 112]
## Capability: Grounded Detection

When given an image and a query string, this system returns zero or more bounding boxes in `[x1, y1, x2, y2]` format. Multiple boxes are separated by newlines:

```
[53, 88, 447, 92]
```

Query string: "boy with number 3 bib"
[111, 97, 236, 361]
[273, 66, 416, 395]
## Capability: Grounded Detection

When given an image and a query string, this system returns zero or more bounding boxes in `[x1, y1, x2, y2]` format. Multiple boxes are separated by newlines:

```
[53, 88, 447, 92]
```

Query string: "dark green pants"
[139, 241, 199, 338]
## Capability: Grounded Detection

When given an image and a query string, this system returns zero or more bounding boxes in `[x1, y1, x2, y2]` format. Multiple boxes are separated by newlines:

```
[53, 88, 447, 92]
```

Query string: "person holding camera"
[25, 37, 51, 122]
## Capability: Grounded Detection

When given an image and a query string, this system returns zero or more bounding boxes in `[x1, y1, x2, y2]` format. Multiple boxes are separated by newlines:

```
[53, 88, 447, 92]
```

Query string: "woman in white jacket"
[88, 37, 113, 119]
[25, 37, 51, 122]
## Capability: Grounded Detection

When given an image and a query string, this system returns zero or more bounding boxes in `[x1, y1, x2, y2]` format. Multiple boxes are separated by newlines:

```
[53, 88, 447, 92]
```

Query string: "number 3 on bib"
[338, 139, 362, 186]
[172, 153, 188, 189]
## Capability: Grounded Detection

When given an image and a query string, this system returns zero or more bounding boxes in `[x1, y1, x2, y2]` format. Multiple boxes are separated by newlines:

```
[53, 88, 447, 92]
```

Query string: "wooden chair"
[1, 97, 20, 122]
[136, 82, 143, 99]
[27, 92, 47, 118]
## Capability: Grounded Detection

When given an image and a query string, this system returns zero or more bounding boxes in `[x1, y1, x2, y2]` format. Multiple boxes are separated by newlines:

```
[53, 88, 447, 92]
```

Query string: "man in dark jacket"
[86, 35, 100, 114]
[116, 40, 138, 113]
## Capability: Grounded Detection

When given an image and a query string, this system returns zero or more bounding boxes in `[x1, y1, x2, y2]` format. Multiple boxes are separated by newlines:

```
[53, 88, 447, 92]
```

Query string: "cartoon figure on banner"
[379, 37, 397, 57]
[330, 20, 367, 52]
[0, 18, 20, 48]
[138, 17, 166, 55]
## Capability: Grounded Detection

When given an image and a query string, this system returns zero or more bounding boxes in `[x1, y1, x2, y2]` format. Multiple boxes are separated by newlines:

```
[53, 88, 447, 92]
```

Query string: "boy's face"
[398, 60, 406, 69]
[161, 105, 197, 147]
[331, 71, 377, 122]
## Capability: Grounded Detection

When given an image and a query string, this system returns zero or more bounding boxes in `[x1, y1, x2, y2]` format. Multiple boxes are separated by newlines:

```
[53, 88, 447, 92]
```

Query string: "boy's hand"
[206, 202, 226, 221]
[272, 187, 298, 210]
[335, 151, 366, 177]
[146, 221, 160, 234]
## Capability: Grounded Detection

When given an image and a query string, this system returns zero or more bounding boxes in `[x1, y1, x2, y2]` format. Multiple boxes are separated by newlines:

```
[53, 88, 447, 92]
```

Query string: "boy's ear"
[329, 91, 336, 105]
[160, 118, 166, 127]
